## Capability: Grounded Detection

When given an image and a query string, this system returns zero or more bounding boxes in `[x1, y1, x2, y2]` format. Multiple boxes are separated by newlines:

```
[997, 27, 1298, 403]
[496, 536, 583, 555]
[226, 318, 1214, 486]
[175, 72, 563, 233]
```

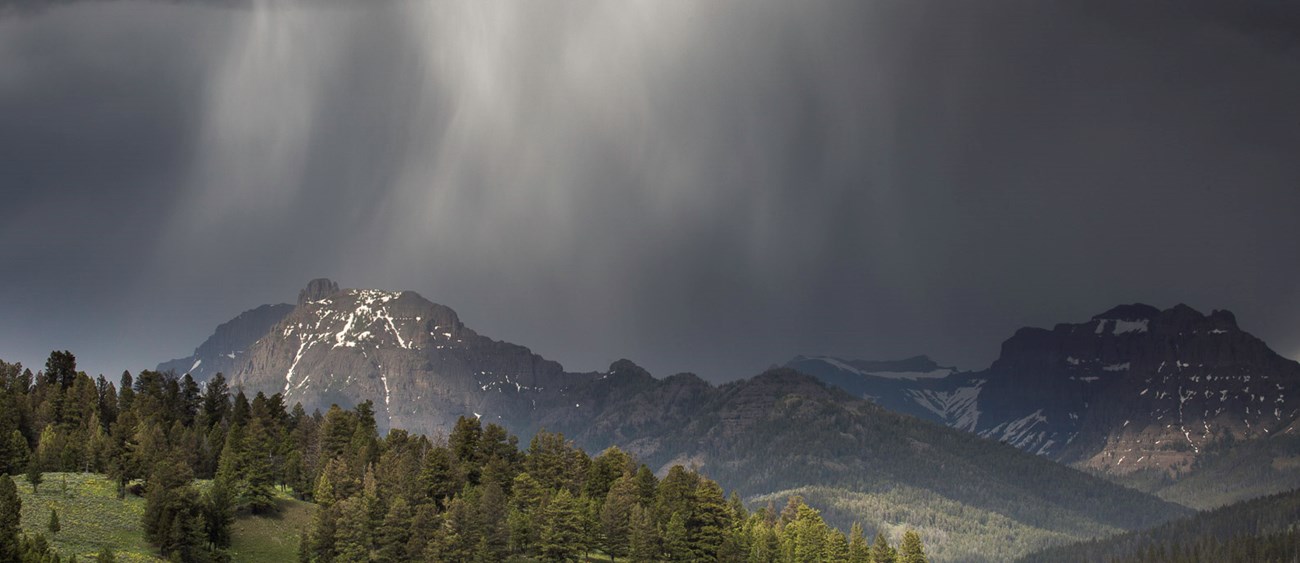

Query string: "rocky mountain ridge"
[161, 279, 596, 437]
[788, 303, 1300, 481]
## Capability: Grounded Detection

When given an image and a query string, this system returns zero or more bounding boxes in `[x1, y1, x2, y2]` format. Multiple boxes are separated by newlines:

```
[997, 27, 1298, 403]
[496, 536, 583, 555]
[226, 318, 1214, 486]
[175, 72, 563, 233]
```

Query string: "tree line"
[0, 352, 928, 562]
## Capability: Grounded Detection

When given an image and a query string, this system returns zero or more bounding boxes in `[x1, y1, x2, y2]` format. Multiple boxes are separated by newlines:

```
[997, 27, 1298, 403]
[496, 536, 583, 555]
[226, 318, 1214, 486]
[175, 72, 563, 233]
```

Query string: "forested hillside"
[0, 353, 929, 562]
[1023, 487, 1300, 562]
[525, 364, 1190, 561]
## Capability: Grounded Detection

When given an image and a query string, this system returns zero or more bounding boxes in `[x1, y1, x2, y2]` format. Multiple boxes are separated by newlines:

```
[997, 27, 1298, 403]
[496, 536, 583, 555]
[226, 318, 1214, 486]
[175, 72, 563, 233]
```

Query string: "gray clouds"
[2, 1, 1300, 381]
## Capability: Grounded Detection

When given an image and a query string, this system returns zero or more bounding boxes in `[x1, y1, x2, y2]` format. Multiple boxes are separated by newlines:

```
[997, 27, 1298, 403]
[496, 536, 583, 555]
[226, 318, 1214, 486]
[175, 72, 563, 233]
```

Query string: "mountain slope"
[525, 365, 1189, 562]
[157, 302, 294, 381]
[1022, 487, 1300, 562]
[789, 304, 1300, 507]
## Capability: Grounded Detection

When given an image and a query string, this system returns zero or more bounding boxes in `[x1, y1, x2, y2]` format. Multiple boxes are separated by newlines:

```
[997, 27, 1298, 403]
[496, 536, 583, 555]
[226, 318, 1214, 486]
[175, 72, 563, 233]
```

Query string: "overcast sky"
[2, 0, 1299, 382]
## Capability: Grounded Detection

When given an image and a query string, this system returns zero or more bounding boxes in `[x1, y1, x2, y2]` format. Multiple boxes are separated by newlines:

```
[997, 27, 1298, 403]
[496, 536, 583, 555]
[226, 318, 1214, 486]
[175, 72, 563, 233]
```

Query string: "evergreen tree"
[117, 371, 135, 414]
[142, 458, 213, 559]
[478, 481, 509, 559]
[663, 511, 692, 562]
[634, 465, 658, 507]
[898, 529, 926, 563]
[871, 531, 897, 563]
[47, 508, 60, 535]
[627, 503, 658, 563]
[827, 528, 851, 562]
[310, 501, 338, 563]
[654, 465, 698, 525]
[203, 478, 235, 549]
[540, 489, 584, 561]
[240, 416, 279, 514]
[599, 473, 638, 558]
[45, 351, 77, 390]
[4, 430, 31, 476]
[747, 516, 780, 563]
[333, 496, 372, 562]
[784, 503, 828, 562]
[0, 475, 21, 562]
[24, 461, 45, 496]
[525, 431, 571, 492]
[848, 522, 871, 563]
[689, 478, 731, 559]
[418, 446, 458, 505]
[439, 495, 479, 561]
[375, 497, 413, 563]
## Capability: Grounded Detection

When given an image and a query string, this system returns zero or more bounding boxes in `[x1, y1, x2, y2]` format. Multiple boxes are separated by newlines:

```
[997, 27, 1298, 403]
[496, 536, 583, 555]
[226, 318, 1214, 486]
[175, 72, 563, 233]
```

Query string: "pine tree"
[478, 481, 509, 559]
[313, 470, 336, 508]
[203, 478, 235, 549]
[47, 508, 60, 535]
[747, 517, 779, 563]
[627, 503, 658, 563]
[540, 489, 584, 561]
[333, 496, 372, 562]
[871, 531, 897, 563]
[663, 511, 692, 562]
[0, 475, 21, 562]
[690, 478, 731, 559]
[201, 373, 229, 429]
[310, 501, 338, 563]
[654, 465, 698, 525]
[898, 529, 926, 563]
[5, 430, 31, 476]
[507, 472, 545, 554]
[848, 522, 871, 563]
[634, 465, 658, 507]
[785, 503, 828, 562]
[441, 494, 480, 561]
[419, 446, 459, 505]
[599, 473, 638, 558]
[25, 462, 41, 493]
[826, 529, 851, 562]
[375, 497, 413, 563]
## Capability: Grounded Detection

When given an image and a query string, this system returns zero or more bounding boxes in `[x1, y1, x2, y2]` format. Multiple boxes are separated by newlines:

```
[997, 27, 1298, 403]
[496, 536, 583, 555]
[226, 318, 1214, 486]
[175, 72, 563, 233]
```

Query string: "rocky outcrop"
[298, 278, 340, 305]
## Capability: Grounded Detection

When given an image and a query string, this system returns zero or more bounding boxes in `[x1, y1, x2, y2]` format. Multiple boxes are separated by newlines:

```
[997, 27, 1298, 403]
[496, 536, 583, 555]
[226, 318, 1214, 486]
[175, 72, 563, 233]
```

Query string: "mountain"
[157, 302, 294, 381]
[161, 280, 1189, 561]
[789, 304, 1300, 507]
[160, 278, 598, 437]
[785, 355, 981, 431]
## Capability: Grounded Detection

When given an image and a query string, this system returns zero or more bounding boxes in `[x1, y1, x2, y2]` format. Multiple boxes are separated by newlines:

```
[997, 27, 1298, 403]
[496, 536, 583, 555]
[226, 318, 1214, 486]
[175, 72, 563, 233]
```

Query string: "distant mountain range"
[158, 279, 1192, 561]
[787, 303, 1300, 508]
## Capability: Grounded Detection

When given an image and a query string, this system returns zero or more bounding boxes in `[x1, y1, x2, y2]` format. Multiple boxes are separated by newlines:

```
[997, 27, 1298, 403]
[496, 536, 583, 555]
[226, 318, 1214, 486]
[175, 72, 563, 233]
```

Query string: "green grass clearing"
[15, 472, 317, 563]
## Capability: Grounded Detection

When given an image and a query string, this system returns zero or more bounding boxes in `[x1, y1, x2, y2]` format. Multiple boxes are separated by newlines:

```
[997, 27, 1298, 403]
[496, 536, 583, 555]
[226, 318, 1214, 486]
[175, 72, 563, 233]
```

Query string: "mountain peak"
[299, 278, 341, 305]
[607, 359, 653, 380]
[1092, 303, 1161, 321]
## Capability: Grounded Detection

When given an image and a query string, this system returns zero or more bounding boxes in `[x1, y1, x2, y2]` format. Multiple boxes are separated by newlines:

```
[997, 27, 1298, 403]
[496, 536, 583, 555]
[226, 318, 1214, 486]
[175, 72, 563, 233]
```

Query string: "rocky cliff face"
[789, 304, 1300, 476]
[163, 280, 595, 437]
[157, 303, 295, 381]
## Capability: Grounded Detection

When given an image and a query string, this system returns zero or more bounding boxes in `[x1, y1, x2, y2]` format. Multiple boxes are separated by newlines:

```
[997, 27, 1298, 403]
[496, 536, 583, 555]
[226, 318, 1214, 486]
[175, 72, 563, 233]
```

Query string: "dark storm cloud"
[3, 0, 1300, 381]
